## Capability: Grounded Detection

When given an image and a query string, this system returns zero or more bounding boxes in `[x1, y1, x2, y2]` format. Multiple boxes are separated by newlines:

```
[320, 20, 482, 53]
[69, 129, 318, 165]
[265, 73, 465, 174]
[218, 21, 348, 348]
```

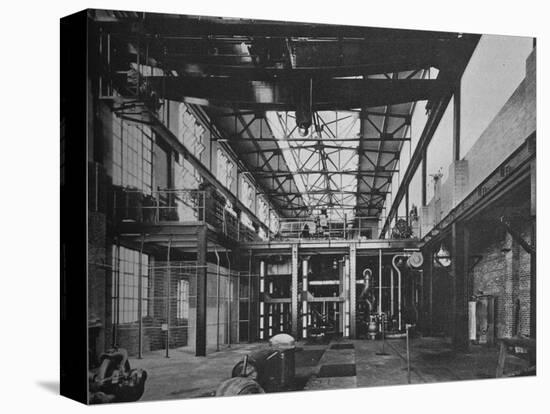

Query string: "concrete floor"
[129, 336, 530, 401]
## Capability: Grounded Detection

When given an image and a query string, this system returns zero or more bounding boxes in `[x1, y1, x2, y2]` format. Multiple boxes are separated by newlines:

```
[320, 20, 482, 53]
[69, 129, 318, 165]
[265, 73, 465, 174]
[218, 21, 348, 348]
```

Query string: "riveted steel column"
[196, 225, 207, 356]
[259, 259, 265, 340]
[349, 243, 357, 338]
[291, 244, 299, 338]
[451, 222, 469, 350]
[301, 256, 309, 339]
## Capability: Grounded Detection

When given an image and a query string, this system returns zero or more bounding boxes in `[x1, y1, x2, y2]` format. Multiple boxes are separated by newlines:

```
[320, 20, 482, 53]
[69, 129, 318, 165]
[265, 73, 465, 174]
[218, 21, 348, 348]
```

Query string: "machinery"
[217, 334, 296, 396]
[88, 348, 147, 404]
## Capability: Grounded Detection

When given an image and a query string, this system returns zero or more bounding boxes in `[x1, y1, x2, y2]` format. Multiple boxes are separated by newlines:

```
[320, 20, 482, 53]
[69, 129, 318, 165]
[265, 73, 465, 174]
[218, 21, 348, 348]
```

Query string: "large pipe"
[390, 267, 394, 320]
[392, 253, 412, 331]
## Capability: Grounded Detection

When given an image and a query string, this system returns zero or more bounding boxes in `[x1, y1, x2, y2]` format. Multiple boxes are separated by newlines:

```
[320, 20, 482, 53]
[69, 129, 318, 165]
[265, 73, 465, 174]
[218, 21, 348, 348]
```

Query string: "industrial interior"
[82, 10, 536, 401]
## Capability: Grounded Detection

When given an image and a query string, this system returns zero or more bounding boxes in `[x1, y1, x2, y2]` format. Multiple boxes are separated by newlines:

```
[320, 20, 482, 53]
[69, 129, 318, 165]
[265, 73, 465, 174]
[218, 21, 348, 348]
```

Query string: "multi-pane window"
[216, 148, 234, 190]
[112, 116, 153, 194]
[257, 197, 269, 224]
[178, 103, 206, 185]
[111, 246, 149, 324]
[176, 279, 190, 320]
[178, 103, 206, 158]
[269, 210, 280, 234]
[240, 176, 255, 210]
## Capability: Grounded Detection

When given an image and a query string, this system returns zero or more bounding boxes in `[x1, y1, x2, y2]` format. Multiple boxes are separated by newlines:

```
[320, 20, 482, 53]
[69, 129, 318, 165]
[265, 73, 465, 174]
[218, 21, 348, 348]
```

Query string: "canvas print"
[60, 9, 536, 404]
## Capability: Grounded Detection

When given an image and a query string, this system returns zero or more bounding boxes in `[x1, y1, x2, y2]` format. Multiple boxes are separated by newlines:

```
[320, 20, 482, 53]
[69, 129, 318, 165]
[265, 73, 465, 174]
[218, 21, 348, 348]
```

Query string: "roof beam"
[147, 77, 452, 111]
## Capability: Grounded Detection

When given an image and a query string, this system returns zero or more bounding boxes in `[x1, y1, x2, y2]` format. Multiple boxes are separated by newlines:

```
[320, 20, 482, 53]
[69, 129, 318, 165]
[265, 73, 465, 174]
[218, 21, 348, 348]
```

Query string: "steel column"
[453, 82, 461, 161]
[349, 244, 357, 338]
[196, 226, 208, 356]
[165, 236, 172, 358]
[451, 222, 469, 350]
[427, 249, 434, 335]
[421, 147, 427, 207]
[301, 256, 309, 339]
[137, 235, 144, 359]
[259, 259, 265, 340]
[378, 249, 383, 315]
[291, 244, 299, 338]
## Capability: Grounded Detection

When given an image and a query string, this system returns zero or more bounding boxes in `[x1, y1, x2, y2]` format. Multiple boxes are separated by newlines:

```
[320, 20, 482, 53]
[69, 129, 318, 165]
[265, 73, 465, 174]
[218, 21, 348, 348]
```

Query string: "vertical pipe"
[390, 267, 394, 320]
[398, 262, 402, 331]
[391, 254, 407, 332]
[137, 235, 144, 359]
[165, 236, 172, 358]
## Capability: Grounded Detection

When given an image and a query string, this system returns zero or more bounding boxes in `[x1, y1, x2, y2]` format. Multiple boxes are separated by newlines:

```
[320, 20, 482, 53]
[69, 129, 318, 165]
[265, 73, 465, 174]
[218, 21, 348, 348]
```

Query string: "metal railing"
[113, 189, 206, 224]
[273, 215, 420, 241]
[112, 188, 262, 243]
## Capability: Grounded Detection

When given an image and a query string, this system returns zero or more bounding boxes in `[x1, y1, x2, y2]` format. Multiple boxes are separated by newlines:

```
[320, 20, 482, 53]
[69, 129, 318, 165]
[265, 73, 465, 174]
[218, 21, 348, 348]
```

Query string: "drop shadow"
[36, 381, 59, 395]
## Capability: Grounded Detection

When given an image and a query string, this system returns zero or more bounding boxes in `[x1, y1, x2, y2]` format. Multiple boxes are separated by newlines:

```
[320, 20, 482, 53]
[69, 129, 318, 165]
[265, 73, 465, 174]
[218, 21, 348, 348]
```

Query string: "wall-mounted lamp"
[434, 244, 451, 267]
[332, 258, 338, 270]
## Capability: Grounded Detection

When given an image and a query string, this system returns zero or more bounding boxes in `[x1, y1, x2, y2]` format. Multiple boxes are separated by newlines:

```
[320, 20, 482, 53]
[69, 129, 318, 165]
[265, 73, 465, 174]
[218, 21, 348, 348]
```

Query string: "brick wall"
[469, 222, 531, 339]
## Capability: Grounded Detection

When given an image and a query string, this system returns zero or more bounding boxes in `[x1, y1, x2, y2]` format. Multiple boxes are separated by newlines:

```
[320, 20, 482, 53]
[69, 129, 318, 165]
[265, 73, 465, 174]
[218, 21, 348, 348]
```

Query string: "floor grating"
[330, 343, 354, 350]
[318, 363, 356, 377]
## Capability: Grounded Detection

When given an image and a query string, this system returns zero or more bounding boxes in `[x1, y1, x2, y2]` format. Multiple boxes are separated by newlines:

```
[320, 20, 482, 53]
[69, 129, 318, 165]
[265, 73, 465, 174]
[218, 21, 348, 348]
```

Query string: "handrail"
[112, 187, 263, 243]
[274, 215, 419, 241]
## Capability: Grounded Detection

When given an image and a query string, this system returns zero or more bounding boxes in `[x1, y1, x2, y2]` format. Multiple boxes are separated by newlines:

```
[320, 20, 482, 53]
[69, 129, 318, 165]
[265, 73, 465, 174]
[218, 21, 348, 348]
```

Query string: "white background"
[0, 1, 547, 413]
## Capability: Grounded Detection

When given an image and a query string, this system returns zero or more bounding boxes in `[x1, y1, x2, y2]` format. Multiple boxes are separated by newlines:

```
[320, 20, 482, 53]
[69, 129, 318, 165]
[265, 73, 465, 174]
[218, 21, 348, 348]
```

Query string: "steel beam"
[380, 95, 452, 237]
[380, 35, 480, 237]
[148, 77, 452, 111]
